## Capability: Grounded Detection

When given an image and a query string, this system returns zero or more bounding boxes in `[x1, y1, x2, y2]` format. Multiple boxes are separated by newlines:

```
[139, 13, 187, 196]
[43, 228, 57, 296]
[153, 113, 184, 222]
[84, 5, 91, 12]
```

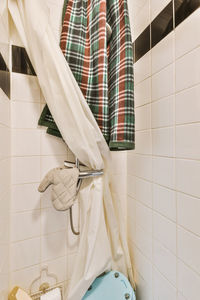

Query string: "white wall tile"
[135, 78, 151, 107]
[135, 130, 152, 155]
[176, 84, 200, 125]
[152, 64, 174, 101]
[12, 156, 40, 184]
[11, 73, 40, 102]
[176, 159, 200, 198]
[153, 268, 177, 300]
[12, 129, 41, 156]
[41, 155, 68, 179]
[153, 157, 175, 189]
[136, 201, 152, 235]
[10, 238, 40, 271]
[135, 225, 152, 260]
[152, 95, 174, 128]
[0, 159, 10, 196]
[0, 125, 10, 160]
[11, 210, 40, 242]
[133, 0, 150, 39]
[135, 177, 152, 207]
[177, 192, 200, 237]
[153, 212, 176, 253]
[178, 259, 200, 300]
[150, 0, 171, 20]
[128, 154, 152, 181]
[176, 46, 200, 92]
[134, 52, 151, 84]
[152, 127, 174, 157]
[41, 231, 66, 262]
[127, 174, 135, 198]
[135, 104, 151, 131]
[135, 271, 153, 300]
[153, 240, 176, 286]
[176, 124, 200, 160]
[0, 90, 10, 127]
[41, 131, 68, 156]
[153, 184, 176, 222]
[11, 183, 40, 212]
[43, 256, 67, 284]
[41, 207, 67, 235]
[178, 227, 200, 275]
[152, 32, 174, 74]
[175, 9, 200, 59]
[11, 102, 41, 129]
[134, 247, 153, 284]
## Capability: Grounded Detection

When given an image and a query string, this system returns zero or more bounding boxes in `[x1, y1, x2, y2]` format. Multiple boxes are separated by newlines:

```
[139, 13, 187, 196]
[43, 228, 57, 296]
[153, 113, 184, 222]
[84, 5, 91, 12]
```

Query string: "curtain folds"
[7, 0, 134, 298]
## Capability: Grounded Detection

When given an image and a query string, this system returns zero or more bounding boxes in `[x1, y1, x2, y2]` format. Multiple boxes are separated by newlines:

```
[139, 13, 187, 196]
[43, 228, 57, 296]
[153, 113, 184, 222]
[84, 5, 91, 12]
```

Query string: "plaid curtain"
[39, 0, 135, 150]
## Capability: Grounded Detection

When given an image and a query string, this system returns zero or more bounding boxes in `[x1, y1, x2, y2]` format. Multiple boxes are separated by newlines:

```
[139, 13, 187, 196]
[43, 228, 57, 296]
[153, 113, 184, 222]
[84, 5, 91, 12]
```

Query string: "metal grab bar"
[64, 159, 103, 235]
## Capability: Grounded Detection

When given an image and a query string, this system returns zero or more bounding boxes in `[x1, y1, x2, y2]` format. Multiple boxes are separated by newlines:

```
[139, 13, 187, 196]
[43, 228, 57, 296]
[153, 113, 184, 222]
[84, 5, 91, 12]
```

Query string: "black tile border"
[0, 70, 10, 99]
[0, 52, 9, 72]
[133, 0, 200, 63]
[12, 45, 36, 76]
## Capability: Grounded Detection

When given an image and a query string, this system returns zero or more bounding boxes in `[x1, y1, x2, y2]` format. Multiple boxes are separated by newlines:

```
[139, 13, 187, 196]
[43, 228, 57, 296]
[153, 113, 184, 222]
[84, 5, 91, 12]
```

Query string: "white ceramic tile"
[175, 9, 200, 59]
[178, 259, 200, 300]
[41, 231, 66, 262]
[176, 124, 200, 160]
[152, 127, 174, 157]
[135, 271, 153, 300]
[135, 104, 151, 131]
[11, 183, 40, 212]
[41, 207, 67, 235]
[134, 0, 150, 39]
[151, 0, 171, 20]
[136, 201, 152, 235]
[11, 210, 40, 242]
[41, 256, 67, 284]
[12, 129, 41, 156]
[134, 247, 153, 284]
[41, 130, 68, 155]
[176, 84, 200, 125]
[178, 227, 200, 275]
[177, 293, 187, 300]
[134, 52, 151, 84]
[41, 155, 68, 179]
[177, 192, 200, 237]
[128, 154, 152, 181]
[127, 196, 136, 242]
[0, 159, 10, 197]
[152, 32, 174, 74]
[12, 156, 40, 184]
[11, 238, 40, 271]
[135, 78, 151, 107]
[0, 125, 10, 160]
[176, 159, 200, 198]
[153, 239, 176, 286]
[11, 73, 40, 102]
[11, 102, 41, 129]
[135, 177, 152, 207]
[153, 184, 176, 221]
[152, 95, 174, 128]
[153, 212, 176, 253]
[135, 130, 152, 155]
[10, 265, 40, 293]
[135, 225, 152, 260]
[0, 90, 10, 127]
[153, 157, 175, 189]
[127, 174, 135, 199]
[153, 268, 177, 300]
[152, 64, 174, 101]
[176, 46, 200, 92]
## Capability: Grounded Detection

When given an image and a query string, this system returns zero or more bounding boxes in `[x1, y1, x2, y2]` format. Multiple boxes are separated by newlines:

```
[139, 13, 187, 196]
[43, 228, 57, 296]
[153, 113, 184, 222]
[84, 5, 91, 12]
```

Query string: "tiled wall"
[0, 9, 10, 299]
[127, 1, 200, 299]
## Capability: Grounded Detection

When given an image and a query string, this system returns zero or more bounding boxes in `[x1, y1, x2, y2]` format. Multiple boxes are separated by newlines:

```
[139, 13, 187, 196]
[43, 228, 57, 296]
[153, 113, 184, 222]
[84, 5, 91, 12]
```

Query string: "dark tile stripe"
[0, 70, 10, 99]
[135, 26, 151, 63]
[133, 0, 200, 62]
[12, 45, 36, 76]
[0, 52, 9, 71]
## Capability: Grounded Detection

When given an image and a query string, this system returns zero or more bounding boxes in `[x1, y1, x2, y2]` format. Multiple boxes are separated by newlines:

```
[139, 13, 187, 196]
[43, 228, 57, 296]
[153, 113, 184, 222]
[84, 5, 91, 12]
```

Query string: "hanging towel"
[38, 0, 135, 150]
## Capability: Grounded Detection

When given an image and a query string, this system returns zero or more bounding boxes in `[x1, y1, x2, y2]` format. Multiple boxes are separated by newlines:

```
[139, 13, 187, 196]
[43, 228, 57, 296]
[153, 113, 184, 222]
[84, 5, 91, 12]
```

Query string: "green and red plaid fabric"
[39, 0, 135, 150]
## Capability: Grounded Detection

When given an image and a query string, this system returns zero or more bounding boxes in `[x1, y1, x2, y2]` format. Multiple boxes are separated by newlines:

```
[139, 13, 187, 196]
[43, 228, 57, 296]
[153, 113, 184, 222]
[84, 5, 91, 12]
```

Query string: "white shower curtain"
[6, 0, 134, 298]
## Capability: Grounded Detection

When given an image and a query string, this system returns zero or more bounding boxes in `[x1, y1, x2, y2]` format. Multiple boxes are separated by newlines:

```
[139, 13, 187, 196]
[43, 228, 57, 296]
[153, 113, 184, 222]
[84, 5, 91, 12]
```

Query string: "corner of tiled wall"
[127, 1, 200, 299]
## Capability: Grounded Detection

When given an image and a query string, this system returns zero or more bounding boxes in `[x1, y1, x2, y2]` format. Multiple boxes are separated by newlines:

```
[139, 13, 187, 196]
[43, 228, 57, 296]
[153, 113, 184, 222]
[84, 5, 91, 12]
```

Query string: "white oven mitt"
[38, 167, 79, 211]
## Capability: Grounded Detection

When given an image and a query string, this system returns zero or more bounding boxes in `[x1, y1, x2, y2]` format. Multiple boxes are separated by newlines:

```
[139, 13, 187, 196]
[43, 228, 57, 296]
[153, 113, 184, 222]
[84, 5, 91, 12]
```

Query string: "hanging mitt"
[38, 167, 79, 211]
